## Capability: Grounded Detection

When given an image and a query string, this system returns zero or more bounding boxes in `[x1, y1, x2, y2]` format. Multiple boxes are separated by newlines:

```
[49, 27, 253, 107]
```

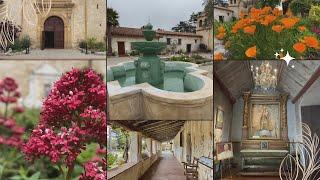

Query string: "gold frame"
[249, 100, 281, 140]
[242, 93, 288, 141]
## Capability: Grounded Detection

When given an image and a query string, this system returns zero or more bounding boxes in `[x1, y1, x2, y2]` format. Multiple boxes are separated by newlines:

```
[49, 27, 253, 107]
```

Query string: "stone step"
[243, 165, 279, 172]
[244, 157, 283, 166]
[239, 171, 279, 177]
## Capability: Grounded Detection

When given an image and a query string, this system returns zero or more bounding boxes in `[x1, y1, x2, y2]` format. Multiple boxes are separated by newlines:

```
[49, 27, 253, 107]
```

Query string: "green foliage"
[9, 168, 40, 180]
[13, 108, 40, 135]
[78, 40, 87, 49]
[107, 153, 117, 170]
[9, 35, 31, 52]
[309, 5, 320, 23]
[79, 38, 106, 52]
[87, 38, 97, 50]
[129, 50, 139, 56]
[77, 143, 99, 164]
[255, 0, 281, 8]
[21, 35, 31, 49]
[107, 8, 119, 27]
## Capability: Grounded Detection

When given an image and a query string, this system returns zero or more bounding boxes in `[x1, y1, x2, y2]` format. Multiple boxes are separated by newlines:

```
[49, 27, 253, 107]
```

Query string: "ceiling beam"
[292, 66, 320, 103]
[213, 70, 236, 104]
[136, 120, 168, 129]
[140, 121, 181, 131]
[144, 124, 183, 134]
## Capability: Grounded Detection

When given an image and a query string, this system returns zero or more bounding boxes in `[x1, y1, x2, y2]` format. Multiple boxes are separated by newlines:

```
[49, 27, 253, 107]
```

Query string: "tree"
[172, 21, 196, 33]
[171, 12, 201, 33]
[203, 0, 214, 25]
[107, 8, 119, 56]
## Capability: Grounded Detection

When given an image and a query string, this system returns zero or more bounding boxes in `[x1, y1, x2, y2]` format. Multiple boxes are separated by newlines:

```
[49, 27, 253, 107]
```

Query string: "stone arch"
[37, 12, 72, 49]
[43, 16, 64, 48]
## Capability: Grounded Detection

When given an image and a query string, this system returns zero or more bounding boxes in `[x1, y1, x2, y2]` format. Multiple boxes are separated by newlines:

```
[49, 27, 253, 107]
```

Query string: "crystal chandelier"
[251, 61, 278, 91]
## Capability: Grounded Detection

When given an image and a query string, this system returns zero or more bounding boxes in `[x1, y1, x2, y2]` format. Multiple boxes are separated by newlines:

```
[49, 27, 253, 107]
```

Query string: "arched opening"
[43, 16, 64, 49]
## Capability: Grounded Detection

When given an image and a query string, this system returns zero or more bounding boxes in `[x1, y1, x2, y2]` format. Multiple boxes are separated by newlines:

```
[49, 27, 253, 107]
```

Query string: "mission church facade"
[10, 0, 106, 49]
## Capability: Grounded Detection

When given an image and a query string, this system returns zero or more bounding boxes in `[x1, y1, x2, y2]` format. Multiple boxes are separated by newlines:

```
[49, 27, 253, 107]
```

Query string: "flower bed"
[214, 6, 320, 60]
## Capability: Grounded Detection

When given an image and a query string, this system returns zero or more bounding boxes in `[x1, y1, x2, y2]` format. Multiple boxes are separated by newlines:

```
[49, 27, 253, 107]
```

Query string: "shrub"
[21, 35, 31, 49]
[309, 5, 320, 23]
[78, 40, 87, 49]
[87, 38, 97, 50]
[215, 6, 320, 59]
[95, 42, 106, 52]
[191, 54, 204, 60]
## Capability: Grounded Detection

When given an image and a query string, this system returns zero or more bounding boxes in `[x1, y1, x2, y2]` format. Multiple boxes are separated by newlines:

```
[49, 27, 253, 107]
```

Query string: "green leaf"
[27, 172, 40, 180]
[9, 176, 23, 180]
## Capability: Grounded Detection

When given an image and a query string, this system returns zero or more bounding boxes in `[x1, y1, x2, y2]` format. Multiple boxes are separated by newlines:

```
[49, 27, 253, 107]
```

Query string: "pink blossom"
[12, 106, 25, 113]
[79, 161, 106, 180]
[22, 123, 86, 167]
[23, 68, 106, 168]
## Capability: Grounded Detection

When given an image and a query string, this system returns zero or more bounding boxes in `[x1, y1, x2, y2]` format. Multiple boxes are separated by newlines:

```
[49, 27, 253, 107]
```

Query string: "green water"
[116, 69, 191, 92]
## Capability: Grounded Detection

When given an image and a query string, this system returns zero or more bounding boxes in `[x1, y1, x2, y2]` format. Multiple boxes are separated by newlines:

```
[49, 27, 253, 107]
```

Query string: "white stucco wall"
[214, 8, 234, 22]
[159, 35, 201, 53]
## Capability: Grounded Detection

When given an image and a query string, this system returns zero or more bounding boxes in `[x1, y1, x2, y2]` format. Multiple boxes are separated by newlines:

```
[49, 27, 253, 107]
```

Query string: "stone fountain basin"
[107, 61, 213, 120]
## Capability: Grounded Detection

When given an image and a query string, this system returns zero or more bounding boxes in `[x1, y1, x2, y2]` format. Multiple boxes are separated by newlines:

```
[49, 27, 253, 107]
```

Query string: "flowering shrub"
[0, 77, 25, 149]
[214, 6, 320, 60]
[23, 68, 106, 180]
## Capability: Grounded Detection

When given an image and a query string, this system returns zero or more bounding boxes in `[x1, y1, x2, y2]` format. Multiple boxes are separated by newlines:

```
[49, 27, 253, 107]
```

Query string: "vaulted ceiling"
[108, 120, 185, 142]
[214, 60, 320, 102]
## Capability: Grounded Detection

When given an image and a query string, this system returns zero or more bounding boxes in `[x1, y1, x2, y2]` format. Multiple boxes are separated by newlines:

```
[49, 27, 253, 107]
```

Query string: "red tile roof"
[110, 27, 203, 38]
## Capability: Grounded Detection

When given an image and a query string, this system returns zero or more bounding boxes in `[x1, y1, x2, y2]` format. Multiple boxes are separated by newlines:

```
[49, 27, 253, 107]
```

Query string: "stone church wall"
[0, 60, 106, 108]
[214, 78, 233, 149]
[7, 0, 106, 48]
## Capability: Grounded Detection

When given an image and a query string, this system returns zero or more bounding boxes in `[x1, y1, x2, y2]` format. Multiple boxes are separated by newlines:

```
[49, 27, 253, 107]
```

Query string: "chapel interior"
[214, 60, 320, 179]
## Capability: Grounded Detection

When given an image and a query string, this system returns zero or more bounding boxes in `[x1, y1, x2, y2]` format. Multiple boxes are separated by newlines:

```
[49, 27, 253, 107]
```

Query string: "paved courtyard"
[0, 49, 106, 60]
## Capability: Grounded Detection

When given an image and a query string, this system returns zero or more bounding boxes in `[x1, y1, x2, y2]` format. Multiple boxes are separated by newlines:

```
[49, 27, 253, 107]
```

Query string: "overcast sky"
[108, 0, 204, 30]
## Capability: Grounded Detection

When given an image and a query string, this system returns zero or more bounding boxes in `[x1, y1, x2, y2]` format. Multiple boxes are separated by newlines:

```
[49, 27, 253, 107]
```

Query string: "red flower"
[79, 162, 106, 180]
[23, 68, 107, 168]
[12, 106, 25, 113]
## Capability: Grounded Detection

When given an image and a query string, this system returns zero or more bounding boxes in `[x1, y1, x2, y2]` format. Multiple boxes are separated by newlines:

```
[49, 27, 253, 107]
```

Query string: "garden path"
[140, 151, 186, 180]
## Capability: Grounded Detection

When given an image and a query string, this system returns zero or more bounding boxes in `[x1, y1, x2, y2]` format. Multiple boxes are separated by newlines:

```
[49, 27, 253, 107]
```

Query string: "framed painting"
[261, 141, 268, 150]
[216, 142, 233, 160]
[215, 107, 224, 129]
[249, 102, 281, 139]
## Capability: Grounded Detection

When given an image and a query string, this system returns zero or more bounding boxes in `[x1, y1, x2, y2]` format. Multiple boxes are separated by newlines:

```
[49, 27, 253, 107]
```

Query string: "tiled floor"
[140, 152, 186, 180]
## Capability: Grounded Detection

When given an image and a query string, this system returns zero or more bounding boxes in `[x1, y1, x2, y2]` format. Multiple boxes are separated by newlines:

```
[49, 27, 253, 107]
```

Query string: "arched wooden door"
[43, 16, 64, 49]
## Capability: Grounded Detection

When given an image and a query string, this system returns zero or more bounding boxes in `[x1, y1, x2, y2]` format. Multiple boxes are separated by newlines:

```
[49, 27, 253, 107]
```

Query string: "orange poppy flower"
[245, 46, 257, 58]
[265, 15, 277, 23]
[298, 26, 306, 31]
[280, 17, 299, 29]
[243, 25, 256, 35]
[262, 6, 272, 14]
[214, 53, 223, 61]
[303, 36, 318, 48]
[217, 26, 226, 33]
[240, 12, 247, 19]
[272, 8, 282, 16]
[293, 42, 306, 53]
[215, 33, 225, 40]
[272, 25, 284, 33]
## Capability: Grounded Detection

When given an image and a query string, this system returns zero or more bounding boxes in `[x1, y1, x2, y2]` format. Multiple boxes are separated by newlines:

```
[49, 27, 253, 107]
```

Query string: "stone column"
[242, 92, 251, 139]
[146, 138, 152, 157]
[128, 131, 141, 163]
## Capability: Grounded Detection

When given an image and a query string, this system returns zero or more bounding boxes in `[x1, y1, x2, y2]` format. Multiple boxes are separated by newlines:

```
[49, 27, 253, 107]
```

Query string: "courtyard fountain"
[107, 23, 213, 120]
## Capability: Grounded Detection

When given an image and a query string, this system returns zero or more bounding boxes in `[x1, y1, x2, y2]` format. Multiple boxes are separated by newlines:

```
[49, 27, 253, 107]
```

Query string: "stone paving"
[0, 49, 106, 60]
[140, 151, 186, 180]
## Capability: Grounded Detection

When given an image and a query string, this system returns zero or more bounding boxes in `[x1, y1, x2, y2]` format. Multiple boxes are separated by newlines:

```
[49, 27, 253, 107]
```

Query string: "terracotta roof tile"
[110, 27, 203, 38]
